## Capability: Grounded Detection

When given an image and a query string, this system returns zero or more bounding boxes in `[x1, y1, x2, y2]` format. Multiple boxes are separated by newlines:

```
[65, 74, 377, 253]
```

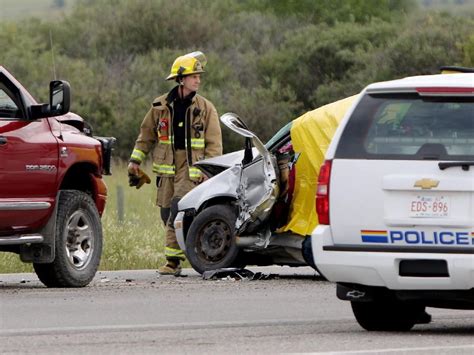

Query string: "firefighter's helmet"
[166, 51, 207, 81]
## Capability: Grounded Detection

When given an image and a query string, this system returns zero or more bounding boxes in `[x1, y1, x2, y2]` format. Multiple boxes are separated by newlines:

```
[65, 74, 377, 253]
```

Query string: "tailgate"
[329, 91, 474, 250]
[330, 160, 474, 250]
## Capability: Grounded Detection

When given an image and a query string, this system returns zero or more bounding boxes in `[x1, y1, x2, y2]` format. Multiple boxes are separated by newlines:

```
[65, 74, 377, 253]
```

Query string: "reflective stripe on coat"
[130, 90, 222, 181]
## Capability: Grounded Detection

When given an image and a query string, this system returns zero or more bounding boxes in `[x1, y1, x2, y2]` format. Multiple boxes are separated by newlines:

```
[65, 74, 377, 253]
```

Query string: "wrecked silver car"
[175, 96, 357, 274]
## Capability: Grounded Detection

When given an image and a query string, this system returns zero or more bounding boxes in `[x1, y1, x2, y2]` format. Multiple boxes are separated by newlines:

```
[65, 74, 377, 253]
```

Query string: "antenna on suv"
[49, 29, 57, 80]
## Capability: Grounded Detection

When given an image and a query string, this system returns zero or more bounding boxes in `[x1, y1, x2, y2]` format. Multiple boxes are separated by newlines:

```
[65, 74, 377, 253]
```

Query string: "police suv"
[312, 70, 474, 331]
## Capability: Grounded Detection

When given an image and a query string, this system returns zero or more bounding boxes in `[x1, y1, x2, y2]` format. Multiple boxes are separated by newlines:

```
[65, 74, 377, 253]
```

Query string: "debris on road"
[202, 268, 277, 281]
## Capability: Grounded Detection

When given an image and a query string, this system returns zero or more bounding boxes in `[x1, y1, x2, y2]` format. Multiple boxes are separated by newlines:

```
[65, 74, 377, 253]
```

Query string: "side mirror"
[30, 80, 71, 119]
[220, 112, 269, 165]
[50, 80, 70, 115]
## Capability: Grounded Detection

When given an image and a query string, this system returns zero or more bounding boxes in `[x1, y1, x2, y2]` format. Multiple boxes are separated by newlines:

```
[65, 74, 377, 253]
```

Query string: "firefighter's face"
[182, 74, 201, 93]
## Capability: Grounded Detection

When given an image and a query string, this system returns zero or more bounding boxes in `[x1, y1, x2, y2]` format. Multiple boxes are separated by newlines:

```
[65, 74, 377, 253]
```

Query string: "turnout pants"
[156, 150, 197, 261]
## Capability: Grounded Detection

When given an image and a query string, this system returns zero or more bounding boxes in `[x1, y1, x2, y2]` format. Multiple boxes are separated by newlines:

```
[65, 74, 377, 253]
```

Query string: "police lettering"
[389, 231, 472, 245]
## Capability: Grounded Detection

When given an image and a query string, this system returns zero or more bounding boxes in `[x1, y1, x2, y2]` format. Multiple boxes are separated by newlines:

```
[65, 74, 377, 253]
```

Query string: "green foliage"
[0, 0, 473, 157]
[260, 19, 397, 107]
[241, 0, 417, 24]
[315, 12, 474, 104]
[208, 78, 302, 148]
[464, 35, 474, 65]
[376, 13, 473, 77]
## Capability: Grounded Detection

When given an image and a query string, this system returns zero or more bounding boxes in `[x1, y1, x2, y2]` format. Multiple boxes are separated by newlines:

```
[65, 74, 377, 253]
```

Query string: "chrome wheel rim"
[65, 210, 94, 270]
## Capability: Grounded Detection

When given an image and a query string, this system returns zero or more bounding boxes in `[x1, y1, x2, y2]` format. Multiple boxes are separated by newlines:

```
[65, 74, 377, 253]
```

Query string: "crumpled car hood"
[194, 148, 258, 177]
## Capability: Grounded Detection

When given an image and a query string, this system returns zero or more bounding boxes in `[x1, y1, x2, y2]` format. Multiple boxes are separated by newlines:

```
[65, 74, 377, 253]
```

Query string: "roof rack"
[439, 66, 474, 73]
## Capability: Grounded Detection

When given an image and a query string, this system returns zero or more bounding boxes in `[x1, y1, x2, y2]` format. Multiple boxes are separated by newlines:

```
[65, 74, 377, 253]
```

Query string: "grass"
[0, 161, 177, 273]
[100, 161, 171, 270]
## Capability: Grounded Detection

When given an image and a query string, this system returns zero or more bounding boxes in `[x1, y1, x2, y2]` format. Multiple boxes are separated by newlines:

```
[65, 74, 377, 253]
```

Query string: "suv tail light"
[316, 160, 332, 225]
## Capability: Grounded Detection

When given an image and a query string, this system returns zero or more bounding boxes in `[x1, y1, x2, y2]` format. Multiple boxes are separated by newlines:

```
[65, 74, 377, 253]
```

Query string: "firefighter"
[128, 51, 223, 275]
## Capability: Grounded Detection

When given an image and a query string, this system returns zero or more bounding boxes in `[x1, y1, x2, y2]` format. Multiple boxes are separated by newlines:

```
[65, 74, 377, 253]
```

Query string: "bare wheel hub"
[198, 220, 232, 262]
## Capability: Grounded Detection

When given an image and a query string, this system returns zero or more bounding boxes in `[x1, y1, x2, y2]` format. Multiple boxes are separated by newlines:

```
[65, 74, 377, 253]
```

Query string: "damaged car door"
[220, 113, 280, 233]
[175, 112, 281, 273]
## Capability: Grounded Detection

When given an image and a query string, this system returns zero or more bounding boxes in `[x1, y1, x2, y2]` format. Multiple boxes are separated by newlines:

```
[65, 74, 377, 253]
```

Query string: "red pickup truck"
[0, 66, 114, 287]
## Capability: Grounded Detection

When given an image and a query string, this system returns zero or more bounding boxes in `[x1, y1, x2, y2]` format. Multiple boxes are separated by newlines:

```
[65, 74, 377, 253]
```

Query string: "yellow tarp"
[280, 94, 359, 236]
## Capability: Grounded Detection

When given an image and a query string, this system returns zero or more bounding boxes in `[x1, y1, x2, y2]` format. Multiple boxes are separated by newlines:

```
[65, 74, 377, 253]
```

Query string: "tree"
[0, 0, 472, 157]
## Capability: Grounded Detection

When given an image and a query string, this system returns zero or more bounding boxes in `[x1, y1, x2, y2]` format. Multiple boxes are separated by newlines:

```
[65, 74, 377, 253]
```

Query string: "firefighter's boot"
[158, 259, 182, 276]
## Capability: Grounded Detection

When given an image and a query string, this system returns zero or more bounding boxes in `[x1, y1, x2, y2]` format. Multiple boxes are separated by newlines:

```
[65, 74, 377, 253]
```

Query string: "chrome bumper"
[0, 234, 44, 245]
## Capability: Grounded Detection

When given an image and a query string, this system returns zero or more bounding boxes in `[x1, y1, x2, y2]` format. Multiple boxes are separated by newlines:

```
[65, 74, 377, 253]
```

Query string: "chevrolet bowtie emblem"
[414, 178, 439, 189]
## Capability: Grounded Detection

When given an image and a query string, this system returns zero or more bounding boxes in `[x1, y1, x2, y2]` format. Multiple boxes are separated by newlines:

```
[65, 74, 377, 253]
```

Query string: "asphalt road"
[1, 266, 473, 354]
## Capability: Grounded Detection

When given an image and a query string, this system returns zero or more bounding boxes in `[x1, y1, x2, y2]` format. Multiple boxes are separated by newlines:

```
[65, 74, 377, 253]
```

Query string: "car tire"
[185, 204, 240, 274]
[351, 299, 425, 331]
[302, 236, 317, 270]
[34, 190, 103, 287]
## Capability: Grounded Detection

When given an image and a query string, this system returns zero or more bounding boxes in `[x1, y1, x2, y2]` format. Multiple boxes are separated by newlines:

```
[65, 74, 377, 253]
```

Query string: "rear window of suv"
[335, 93, 474, 160]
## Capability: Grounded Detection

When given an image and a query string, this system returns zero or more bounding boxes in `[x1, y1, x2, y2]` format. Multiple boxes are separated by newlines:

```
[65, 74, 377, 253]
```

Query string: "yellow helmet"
[166, 51, 207, 81]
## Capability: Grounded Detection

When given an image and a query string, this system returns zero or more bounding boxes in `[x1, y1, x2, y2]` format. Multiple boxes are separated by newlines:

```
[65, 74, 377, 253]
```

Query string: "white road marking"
[307, 344, 474, 354]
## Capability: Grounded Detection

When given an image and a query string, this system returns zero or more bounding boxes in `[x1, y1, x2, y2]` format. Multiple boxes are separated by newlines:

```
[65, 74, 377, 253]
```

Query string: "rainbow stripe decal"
[361, 230, 388, 243]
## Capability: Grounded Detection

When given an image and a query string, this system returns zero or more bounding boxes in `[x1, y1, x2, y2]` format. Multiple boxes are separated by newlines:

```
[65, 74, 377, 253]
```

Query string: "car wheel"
[351, 299, 425, 331]
[301, 236, 317, 270]
[185, 204, 239, 274]
[34, 190, 103, 287]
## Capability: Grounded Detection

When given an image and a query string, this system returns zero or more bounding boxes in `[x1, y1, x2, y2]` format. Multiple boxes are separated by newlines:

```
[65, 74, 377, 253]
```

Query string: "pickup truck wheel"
[34, 190, 102, 287]
[351, 299, 425, 331]
[185, 204, 239, 274]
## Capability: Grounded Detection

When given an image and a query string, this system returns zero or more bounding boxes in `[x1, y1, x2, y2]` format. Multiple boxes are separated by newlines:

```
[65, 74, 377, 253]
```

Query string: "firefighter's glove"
[128, 168, 151, 189]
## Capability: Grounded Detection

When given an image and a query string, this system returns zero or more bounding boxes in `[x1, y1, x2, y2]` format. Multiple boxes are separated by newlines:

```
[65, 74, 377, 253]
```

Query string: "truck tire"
[351, 299, 425, 331]
[34, 190, 103, 287]
[185, 204, 240, 274]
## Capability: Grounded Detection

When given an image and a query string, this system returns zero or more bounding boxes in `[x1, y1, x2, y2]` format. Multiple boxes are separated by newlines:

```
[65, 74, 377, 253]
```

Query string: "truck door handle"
[0, 136, 7, 145]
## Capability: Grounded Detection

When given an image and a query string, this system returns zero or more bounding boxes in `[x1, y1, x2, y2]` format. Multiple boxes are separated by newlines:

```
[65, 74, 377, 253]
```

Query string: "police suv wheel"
[185, 204, 239, 274]
[351, 299, 425, 331]
[34, 190, 103, 287]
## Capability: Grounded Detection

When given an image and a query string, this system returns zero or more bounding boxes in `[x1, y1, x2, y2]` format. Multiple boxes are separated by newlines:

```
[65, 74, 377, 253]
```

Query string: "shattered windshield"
[265, 121, 292, 150]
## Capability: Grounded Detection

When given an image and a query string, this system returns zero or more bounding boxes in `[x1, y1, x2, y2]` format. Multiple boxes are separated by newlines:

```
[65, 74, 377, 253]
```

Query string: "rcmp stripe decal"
[361, 230, 389, 243]
[360, 230, 474, 245]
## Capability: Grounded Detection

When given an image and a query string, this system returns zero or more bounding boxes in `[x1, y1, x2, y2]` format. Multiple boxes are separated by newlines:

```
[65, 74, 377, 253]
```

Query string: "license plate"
[409, 195, 450, 218]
